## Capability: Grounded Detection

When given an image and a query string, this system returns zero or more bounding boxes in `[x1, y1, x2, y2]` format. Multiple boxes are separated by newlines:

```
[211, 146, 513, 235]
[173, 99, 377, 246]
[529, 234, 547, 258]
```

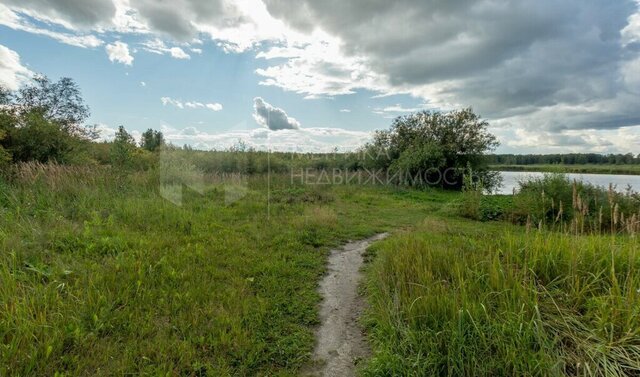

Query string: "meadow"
[0, 162, 457, 375]
[1, 161, 640, 376]
[3, 43, 640, 377]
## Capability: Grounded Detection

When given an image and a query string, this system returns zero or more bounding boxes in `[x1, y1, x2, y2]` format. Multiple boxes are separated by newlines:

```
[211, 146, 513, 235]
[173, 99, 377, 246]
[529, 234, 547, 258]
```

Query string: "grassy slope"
[491, 164, 640, 175]
[0, 169, 457, 375]
[363, 218, 640, 376]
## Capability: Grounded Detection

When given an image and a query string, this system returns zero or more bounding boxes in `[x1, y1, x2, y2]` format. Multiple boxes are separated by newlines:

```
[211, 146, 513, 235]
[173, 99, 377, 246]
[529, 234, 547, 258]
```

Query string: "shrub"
[361, 108, 500, 190]
[8, 111, 76, 163]
[459, 170, 483, 219]
[0, 129, 10, 172]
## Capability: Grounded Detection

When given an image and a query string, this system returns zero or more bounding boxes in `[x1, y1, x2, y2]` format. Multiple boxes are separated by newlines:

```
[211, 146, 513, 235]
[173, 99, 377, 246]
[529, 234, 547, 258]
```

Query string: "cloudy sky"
[1, 0, 639, 153]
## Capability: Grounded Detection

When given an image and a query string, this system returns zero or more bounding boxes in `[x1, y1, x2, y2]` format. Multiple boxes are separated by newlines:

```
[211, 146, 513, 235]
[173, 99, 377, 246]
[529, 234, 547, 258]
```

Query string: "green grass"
[491, 164, 640, 175]
[0, 165, 458, 375]
[3, 163, 640, 376]
[363, 218, 640, 376]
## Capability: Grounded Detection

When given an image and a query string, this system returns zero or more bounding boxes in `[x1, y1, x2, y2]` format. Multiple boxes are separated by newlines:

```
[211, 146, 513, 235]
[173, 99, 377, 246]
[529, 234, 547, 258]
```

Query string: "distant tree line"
[488, 153, 640, 165]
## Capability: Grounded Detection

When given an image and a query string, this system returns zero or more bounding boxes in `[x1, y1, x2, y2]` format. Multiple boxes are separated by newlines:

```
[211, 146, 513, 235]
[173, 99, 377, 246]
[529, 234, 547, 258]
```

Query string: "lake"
[497, 171, 640, 195]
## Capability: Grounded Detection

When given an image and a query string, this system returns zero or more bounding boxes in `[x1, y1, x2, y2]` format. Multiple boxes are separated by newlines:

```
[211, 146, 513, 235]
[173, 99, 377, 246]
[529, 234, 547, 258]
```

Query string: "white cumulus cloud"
[159, 124, 372, 152]
[253, 97, 301, 130]
[105, 41, 133, 65]
[169, 47, 190, 59]
[0, 44, 33, 90]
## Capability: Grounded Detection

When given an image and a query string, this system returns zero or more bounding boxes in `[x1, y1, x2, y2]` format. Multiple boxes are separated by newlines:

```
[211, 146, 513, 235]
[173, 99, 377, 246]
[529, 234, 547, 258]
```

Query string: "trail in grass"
[307, 233, 388, 377]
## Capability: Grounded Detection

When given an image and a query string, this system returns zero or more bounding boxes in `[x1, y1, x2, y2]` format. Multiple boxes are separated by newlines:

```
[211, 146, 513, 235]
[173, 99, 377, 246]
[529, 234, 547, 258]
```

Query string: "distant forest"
[488, 153, 640, 165]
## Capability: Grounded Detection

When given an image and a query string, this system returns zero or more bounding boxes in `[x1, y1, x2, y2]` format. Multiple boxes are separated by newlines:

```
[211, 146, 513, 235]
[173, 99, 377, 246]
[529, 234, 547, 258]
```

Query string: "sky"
[1, 0, 640, 154]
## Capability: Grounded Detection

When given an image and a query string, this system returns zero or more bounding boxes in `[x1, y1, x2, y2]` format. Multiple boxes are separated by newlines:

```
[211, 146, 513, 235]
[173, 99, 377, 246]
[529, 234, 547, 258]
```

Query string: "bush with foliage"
[0, 75, 96, 166]
[361, 108, 500, 190]
[0, 131, 10, 172]
[105, 126, 157, 171]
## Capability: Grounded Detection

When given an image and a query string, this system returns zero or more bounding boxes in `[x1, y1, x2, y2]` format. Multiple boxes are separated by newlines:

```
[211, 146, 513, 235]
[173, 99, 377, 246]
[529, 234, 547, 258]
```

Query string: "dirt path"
[306, 233, 389, 377]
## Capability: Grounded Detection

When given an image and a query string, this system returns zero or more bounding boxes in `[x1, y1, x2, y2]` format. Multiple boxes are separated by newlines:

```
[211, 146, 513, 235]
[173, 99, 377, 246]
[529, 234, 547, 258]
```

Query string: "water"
[497, 171, 640, 195]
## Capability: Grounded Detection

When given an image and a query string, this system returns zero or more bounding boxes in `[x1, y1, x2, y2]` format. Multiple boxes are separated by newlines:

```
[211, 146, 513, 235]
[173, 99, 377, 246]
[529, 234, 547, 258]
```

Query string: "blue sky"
[1, 1, 640, 153]
[0, 21, 409, 151]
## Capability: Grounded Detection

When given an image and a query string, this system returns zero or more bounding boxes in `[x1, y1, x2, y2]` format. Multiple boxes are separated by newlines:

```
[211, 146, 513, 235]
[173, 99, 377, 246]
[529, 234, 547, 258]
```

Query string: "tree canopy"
[363, 108, 500, 190]
[0, 75, 95, 166]
[140, 128, 165, 152]
[12, 75, 93, 138]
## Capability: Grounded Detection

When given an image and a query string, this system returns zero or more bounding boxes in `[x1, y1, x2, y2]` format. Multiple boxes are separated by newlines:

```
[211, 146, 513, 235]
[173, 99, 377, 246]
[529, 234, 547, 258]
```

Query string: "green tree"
[110, 126, 137, 167]
[14, 75, 92, 138]
[0, 75, 96, 166]
[363, 108, 500, 190]
[140, 128, 165, 151]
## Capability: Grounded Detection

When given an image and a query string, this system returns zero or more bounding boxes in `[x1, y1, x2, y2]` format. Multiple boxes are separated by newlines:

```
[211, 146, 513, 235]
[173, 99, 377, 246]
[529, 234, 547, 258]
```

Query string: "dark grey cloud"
[264, 0, 640, 131]
[130, 0, 248, 41]
[253, 97, 301, 130]
[4, 0, 116, 27]
[132, 1, 197, 39]
[7, 0, 246, 41]
[264, 1, 632, 83]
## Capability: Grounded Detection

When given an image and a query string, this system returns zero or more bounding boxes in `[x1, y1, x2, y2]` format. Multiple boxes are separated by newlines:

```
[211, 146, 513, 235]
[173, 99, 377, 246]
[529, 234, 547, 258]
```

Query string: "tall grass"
[511, 173, 640, 235]
[365, 175, 640, 375]
[364, 219, 640, 376]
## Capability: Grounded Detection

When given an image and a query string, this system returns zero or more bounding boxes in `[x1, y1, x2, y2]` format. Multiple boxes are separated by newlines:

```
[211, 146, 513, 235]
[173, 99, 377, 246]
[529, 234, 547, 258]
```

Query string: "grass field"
[1, 163, 640, 376]
[491, 164, 640, 175]
[0, 164, 457, 375]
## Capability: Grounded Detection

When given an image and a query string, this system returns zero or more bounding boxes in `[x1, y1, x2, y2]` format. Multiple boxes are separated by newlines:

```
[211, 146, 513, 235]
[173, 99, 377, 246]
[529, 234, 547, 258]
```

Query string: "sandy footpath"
[305, 233, 388, 377]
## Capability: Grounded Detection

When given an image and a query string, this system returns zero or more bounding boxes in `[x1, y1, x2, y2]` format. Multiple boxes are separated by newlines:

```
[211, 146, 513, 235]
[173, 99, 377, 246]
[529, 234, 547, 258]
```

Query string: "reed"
[511, 173, 640, 235]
